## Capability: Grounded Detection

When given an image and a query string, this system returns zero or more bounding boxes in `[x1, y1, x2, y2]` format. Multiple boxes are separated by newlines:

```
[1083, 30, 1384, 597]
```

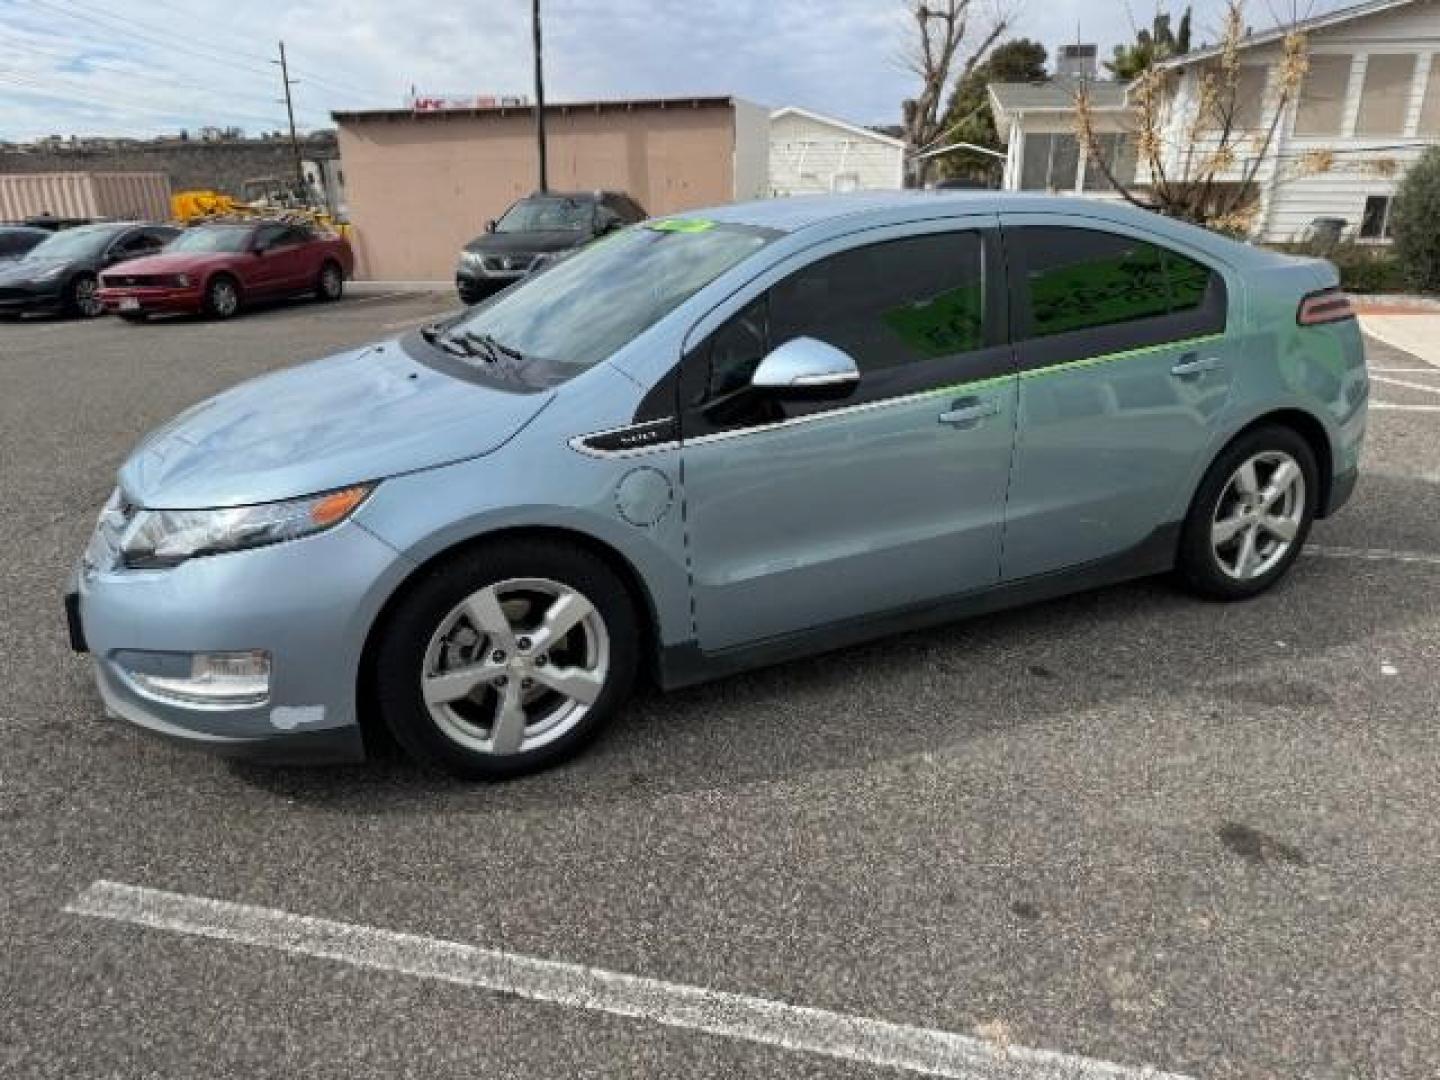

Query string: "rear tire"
[1177, 425, 1319, 601]
[315, 260, 344, 301]
[373, 539, 640, 780]
[203, 274, 241, 319]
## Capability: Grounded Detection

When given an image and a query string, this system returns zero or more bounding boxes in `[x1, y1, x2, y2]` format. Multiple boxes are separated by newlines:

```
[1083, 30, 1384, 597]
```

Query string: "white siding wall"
[768, 111, 904, 196]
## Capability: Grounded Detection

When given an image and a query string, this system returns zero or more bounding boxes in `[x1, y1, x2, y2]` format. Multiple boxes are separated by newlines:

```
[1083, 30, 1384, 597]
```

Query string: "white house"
[768, 106, 906, 196]
[988, 77, 1133, 197]
[988, 0, 1440, 243]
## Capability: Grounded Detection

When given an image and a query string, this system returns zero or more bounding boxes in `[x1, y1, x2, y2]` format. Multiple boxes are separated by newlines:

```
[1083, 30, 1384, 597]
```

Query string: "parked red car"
[98, 220, 354, 320]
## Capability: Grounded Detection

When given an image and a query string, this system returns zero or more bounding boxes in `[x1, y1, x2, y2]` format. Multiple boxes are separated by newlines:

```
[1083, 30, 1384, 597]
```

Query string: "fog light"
[129, 650, 271, 705]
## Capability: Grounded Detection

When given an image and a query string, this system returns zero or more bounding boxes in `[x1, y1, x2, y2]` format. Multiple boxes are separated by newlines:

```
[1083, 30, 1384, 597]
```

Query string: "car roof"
[681, 191, 1270, 266]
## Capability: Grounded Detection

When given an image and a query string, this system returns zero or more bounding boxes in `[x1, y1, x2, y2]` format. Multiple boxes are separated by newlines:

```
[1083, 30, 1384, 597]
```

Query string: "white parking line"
[1370, 375, 1440, 397]
[1371, 401, 1440, 413]
[1304, 544, 1440, 566]
[66, 880, 1188, 1080]
[1367, 366, 1440, 374]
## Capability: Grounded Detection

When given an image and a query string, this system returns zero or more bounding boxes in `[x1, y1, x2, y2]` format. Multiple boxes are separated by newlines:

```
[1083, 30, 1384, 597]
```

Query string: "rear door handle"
[938, 397, 1000, 428]
[1171, 353, 1221, 378]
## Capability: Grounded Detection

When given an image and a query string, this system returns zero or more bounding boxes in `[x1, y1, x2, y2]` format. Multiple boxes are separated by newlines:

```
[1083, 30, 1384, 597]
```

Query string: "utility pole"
[272, 41, 305, 198]
[532, 0, 548, 192]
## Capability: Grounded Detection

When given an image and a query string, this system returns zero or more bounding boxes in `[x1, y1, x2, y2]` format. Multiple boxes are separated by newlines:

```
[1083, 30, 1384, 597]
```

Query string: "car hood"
[0, 256, 75, 284]
[104, 251, 239, 275]
[119, 341, 554, 509]
[464, 230, 588, 256]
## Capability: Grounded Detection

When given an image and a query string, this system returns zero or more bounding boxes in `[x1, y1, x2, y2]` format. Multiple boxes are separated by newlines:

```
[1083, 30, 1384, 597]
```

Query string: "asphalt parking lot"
[2, 295, 1439, 1079]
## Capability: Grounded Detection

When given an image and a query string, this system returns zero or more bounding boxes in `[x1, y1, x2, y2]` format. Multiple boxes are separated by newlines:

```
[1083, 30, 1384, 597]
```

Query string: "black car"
[0, 226, 50, 264]
[0, 221, 178, 319]
[455, 190, 647, 304]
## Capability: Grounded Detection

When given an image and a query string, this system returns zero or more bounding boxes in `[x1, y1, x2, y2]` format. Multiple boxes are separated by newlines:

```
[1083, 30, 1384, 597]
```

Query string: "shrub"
[1391, 146, 1440, 293]
[1328, 243, 1405, 293]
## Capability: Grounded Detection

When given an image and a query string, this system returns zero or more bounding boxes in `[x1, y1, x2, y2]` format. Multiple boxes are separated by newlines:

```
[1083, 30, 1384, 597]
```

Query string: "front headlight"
[120, 484, 374, 569]
[460, 251, 484, 268]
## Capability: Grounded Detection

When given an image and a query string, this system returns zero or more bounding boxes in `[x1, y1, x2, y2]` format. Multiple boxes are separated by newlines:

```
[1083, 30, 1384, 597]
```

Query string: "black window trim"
[664, 220, 1014, 441]
[1001, 220, 1230, 376]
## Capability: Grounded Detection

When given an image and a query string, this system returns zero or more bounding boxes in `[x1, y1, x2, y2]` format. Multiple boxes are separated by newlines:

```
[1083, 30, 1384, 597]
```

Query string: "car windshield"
[440, 221, 775, 375]
[26, 226, 123, 259]
[166, 228, 254, 253]
[494, 197, 593, 233]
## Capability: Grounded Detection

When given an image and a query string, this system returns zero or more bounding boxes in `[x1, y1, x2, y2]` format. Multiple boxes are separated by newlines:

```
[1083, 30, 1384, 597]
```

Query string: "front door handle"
[938, 397, 1000, 428]
[1171, 353, 1221, 378]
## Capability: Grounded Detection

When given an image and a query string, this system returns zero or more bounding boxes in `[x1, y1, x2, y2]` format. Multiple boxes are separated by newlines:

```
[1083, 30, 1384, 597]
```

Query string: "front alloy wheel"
[70, 274, 103, 318]
[374, 539, 639, 779]
[422, 578, 610, 756]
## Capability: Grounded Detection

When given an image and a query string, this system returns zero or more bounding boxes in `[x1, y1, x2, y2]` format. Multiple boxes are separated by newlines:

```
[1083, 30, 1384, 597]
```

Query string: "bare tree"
[901, 0, 1010, 186]
[1074, 0, 1315, 233]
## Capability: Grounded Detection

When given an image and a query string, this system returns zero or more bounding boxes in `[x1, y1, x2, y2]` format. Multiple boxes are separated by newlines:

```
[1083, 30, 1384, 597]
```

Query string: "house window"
[1020, 133, 1080, 192]
[1082, 133, 1137, 191]
[1417, 57, 1440, 135]
[1294, 54, 1353, 136]
[1356, 54, 1416, 136]
[1232, 66, 1269, 130]
[1360, 195, 1394, 239]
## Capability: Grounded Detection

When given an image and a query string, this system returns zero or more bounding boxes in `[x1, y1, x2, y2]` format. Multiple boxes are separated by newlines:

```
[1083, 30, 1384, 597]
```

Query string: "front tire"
[66, 273, 104, 318]
[1177, 425, 1318, 600]
[373, 540, 639, 780]
[203, 274, 241, 319]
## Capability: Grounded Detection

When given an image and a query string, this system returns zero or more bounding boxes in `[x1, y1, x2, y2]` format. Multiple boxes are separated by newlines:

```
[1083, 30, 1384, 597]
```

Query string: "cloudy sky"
[0, 0, 1330, 141]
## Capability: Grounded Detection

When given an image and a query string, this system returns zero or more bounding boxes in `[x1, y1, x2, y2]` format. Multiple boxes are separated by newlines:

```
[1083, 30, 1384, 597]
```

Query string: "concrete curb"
[350, 281, 452, 295]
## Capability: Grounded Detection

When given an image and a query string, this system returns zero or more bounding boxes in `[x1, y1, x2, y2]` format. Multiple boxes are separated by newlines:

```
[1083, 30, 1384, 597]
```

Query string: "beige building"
[333, 96, 769, 280]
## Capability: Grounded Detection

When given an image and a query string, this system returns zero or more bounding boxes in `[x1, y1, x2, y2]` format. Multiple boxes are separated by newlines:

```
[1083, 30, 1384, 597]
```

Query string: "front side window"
[683, 230, 996, 435]
[1294, 54, 1353, 136]
[1011, 226, 1226, 361]
[1356, 54, 1416, 136]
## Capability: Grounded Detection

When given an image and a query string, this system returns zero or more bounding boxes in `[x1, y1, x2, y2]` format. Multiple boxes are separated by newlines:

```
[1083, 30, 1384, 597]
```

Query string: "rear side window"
[1009, 226, 1225, 365]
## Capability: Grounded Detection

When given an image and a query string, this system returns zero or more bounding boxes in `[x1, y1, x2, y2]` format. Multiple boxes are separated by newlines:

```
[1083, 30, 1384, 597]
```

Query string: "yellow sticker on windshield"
[648, 218, 715, 233]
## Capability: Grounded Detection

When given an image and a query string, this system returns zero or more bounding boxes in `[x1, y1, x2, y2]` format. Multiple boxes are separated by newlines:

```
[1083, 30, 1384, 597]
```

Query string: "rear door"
[679, 219, 1018, 651]
[998, 215, 1237, 580]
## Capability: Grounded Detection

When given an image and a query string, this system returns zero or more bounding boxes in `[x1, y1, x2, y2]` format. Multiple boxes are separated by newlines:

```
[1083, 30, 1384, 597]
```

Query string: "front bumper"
[455, 269, 521, 303]
[0, 281, 64, 314]
[98, 285, 205, 315]
[67, 517, 410, 764]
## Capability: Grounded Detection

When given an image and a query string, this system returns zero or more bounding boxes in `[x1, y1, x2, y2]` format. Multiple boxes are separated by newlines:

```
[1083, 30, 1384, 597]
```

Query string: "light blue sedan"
[67, 193, 1367, 778]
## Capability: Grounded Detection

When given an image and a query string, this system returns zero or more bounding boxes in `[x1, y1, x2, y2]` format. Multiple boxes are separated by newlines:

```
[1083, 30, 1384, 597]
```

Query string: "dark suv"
[455, 190, 647, 303]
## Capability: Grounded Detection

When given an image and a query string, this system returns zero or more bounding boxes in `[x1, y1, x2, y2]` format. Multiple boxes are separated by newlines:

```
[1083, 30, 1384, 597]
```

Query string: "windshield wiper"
[457, 330, 525, 364]
[421, 322, 482, 359]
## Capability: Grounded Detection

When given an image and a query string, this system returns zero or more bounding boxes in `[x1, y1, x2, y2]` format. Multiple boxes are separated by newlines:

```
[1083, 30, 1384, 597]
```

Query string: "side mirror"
[750, 337, 860, 400]
[484, 219, 497, 233]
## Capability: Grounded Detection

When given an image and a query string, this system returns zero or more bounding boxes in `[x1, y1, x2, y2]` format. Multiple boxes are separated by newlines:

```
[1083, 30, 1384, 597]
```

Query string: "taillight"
[1297, 287, 1354, 326]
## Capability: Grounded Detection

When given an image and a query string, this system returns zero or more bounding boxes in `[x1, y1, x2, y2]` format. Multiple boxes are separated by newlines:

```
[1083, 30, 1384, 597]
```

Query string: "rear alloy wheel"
[374, 541, 639, 779]
[316, 261, 344, 301]
[204, 275, 240, 319]
[1177, 426, 1318, 600]
[68, 274, 104, 318]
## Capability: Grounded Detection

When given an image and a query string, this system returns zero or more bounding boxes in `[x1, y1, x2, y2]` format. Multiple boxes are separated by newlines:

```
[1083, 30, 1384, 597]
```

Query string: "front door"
[679, 223, 1018, 652]
[998, 216, 1237, 579]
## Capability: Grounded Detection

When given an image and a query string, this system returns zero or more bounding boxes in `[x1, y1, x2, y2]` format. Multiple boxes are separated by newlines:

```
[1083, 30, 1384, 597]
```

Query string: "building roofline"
[769, 105, 907, 148]
[332, 95, 740, 123]
[1156, 0, 1421, 68]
